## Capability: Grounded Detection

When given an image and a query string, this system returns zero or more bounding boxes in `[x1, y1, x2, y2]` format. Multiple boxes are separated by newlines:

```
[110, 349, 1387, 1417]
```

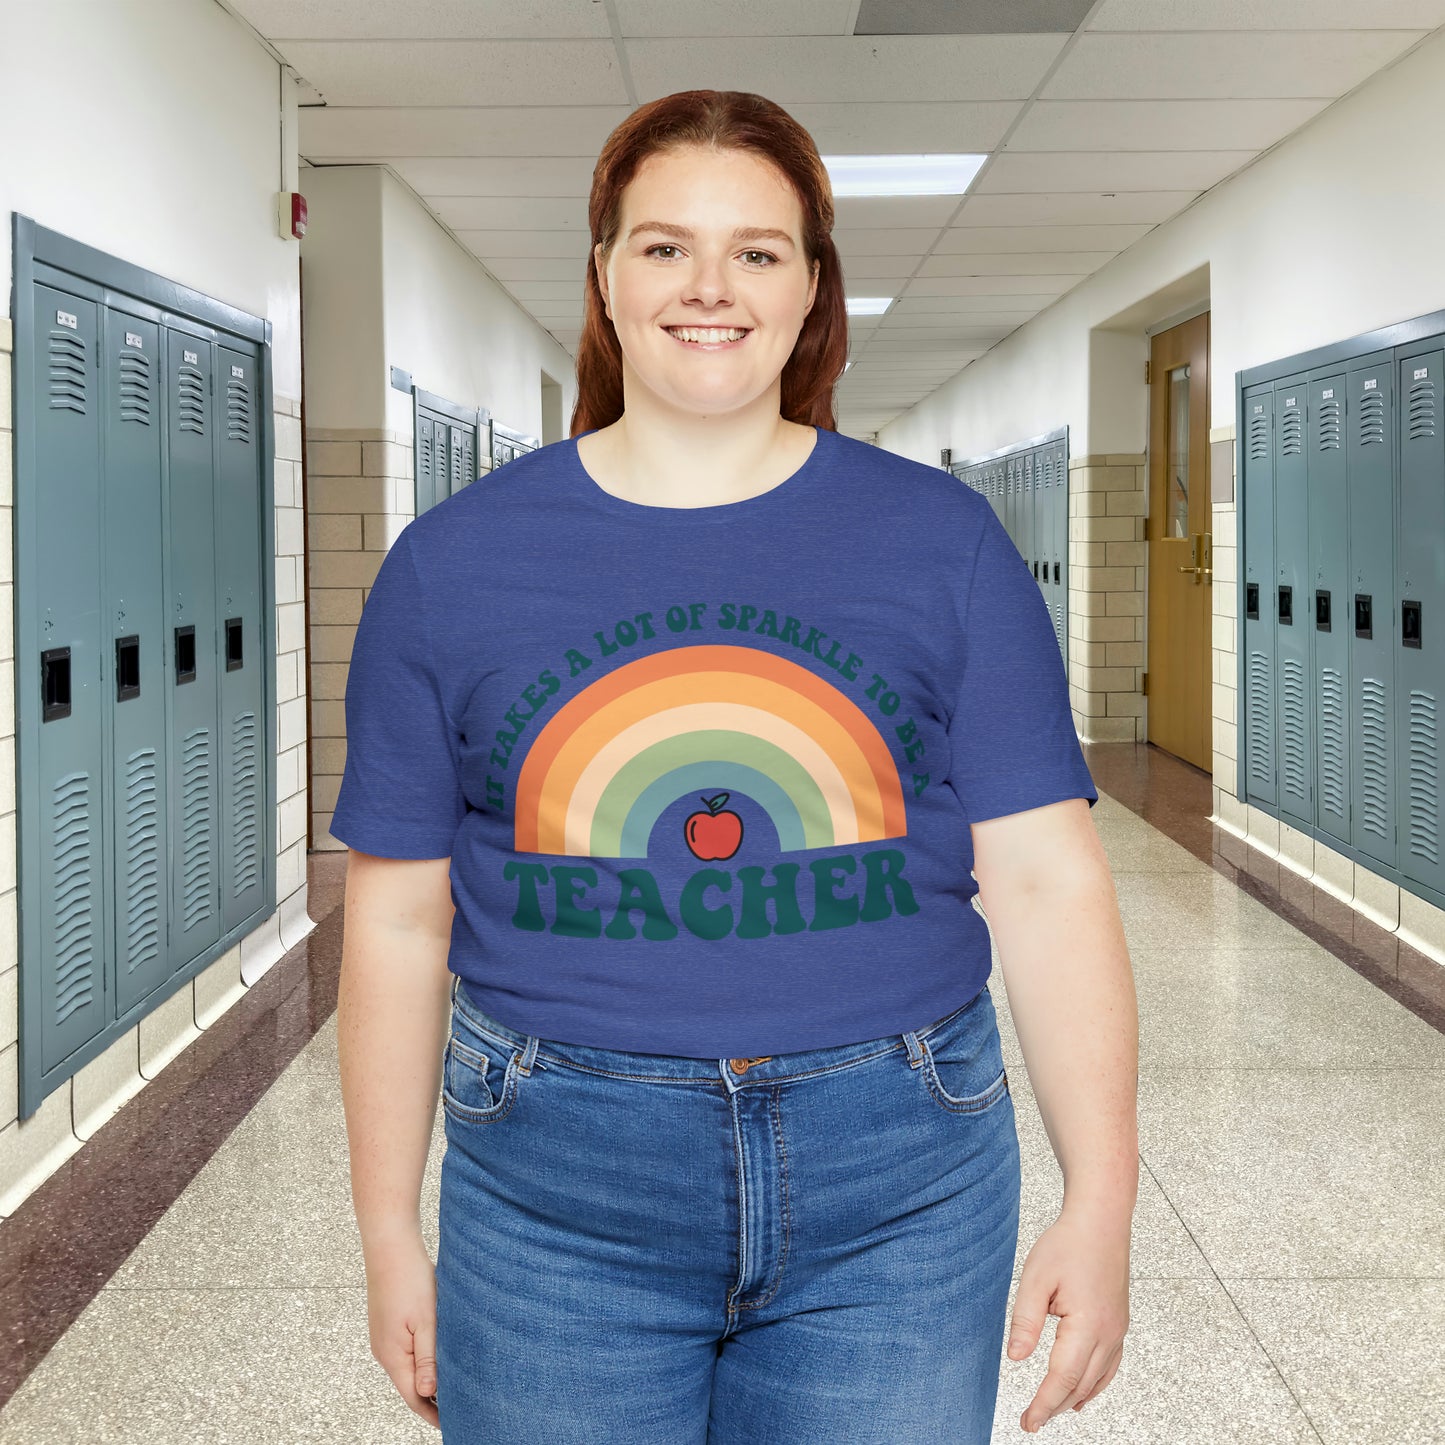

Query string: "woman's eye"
[741, 251, 777, 266]
[646, 244, 680, 259]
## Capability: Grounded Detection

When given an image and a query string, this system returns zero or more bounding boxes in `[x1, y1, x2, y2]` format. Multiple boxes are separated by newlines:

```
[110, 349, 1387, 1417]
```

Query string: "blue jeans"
[434, 976, 1021, 1444]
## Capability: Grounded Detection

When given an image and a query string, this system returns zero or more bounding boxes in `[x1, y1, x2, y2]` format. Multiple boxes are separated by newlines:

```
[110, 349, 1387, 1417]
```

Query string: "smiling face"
[594, 145, 820, 420]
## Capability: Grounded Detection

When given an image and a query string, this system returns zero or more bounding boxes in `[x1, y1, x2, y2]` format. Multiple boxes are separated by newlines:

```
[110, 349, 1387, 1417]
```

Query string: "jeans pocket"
[917, 988, 1010, 1116]
[442, 1003, 526, 1123]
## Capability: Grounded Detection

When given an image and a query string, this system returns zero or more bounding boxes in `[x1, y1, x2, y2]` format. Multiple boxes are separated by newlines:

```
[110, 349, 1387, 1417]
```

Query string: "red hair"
[569, 90, 848, 436]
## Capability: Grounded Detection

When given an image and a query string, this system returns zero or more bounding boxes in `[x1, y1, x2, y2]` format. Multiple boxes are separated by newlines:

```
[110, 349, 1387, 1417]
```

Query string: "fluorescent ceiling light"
[846, 297, 893, 316]
[822, 153, 987, 197]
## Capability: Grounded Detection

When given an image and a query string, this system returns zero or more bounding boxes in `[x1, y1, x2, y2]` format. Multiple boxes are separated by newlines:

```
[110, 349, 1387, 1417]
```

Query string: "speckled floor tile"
[104, 1033, 444, 1290]
[1112, 871, 1318, 951]
[1128, 944, 1445, 1069]
[0, 1285, 435, 1444]
[1137, 1066, 1445, 1278]
[990, 1277, 1321, 1444]
[1225, 1278, 1445, 1444]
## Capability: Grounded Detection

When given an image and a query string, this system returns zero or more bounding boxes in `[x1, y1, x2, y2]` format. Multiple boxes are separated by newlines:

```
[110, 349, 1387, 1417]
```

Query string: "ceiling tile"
[1008, 97, 1333, 150]
[625, 35, 1067, 104]
[908, 251, 1118, 277]
[933, 223, 1153, 251]
[276, 39, 627, 107]
[956, 191, 1199, 225]
[616, 0, 856, 37]
[1041, 30, 1427, 101]
[855, 0, 1094, 33]
[835, 195, 965, 228]
[228, 0, 610, 38]
[455, 230, 593, 257]
[785, 101, 1022, 152]
[433, 197, 589, 230]
[504, 282, 586, 302]
[387, 157, 596, 197]
[833, 228, 940, 256]
[299, 106, 630, 158]
[1090, 0, 1445, 30]
[485, 258, 594, 282]
[976, 150, 1256, 193]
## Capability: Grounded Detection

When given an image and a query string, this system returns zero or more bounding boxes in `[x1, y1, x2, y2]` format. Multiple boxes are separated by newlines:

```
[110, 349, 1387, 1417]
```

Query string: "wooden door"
[1145, 312, 1212, 770]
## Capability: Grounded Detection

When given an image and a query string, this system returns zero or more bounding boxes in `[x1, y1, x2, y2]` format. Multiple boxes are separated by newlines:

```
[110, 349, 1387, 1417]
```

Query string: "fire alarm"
[277, 191, 308, 240]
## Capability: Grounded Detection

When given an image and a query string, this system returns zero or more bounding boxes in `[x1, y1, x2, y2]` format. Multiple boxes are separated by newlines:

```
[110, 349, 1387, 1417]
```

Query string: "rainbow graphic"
[514, 644, 907, 857]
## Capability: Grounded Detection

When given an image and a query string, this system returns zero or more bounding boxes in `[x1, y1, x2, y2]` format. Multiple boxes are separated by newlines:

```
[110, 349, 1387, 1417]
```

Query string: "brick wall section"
[1067, 453, 1146, 742]
[0, 343, 314, 1214]
[309, 427, 494, 850]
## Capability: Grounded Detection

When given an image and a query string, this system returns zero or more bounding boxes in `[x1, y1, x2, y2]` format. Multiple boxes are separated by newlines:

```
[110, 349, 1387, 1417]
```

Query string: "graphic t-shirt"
[329, 424, 1097, 1057]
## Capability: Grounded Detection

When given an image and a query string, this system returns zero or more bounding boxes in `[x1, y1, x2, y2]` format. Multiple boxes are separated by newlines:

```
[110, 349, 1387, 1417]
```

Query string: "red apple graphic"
[685, 792, 743, 860]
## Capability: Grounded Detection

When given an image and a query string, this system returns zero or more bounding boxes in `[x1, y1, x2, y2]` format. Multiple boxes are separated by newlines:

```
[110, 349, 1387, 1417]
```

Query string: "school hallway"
[6, 1, 1445, 1440]
[0, 743, 1440, 1443]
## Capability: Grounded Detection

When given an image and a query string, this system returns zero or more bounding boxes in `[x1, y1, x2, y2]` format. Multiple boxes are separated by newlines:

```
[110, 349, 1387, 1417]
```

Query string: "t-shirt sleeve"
[329, 528, 467, 859]
[946, 498, 1099, 823]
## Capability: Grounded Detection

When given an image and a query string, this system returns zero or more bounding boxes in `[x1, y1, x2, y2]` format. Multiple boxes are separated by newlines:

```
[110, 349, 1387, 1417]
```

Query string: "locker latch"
[1314, 590, 1331, 632]
[1402, 600, 1422, 650]
[1354, 594, 1372, 640]
[1278, 585, 1293, 625]
[41, 646, 71, 722]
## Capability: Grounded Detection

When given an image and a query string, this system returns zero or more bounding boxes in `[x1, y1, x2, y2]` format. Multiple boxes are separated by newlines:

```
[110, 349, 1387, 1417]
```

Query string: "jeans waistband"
[451, 977, 990, 1088]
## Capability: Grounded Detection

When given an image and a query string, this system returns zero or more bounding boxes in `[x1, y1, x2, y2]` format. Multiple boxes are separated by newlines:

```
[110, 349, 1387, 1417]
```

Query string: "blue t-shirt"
[329, 424, 1097, 1056]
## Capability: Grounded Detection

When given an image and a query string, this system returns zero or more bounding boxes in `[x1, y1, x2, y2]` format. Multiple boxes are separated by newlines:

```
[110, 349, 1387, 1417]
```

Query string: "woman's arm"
[971, 795, 1138, 1433]
[337, 849, 456, 1427]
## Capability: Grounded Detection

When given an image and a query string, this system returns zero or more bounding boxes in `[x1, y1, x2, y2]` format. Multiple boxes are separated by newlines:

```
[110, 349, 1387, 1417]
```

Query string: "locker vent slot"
[178, 364, 206, 435]
[117, 350, 152, 425]
[1319, 667, 1346, 819]
[226, 376, 252, 443]
[1281, 657, 1306, 799]
[1248, 412, 1269, 461]
[1280, 405, 1303, 457]
[1247, 651, 1273, 786]
[450, 429, 463, 491]
[123, 748, 162, 978]
[232, 709, 261, 897]
[1406, 690, 1439, 864]
[418, 422, 432, 482]
[1407, 376, 1436, 440]
[51, 773, 97, 1023]
[1360, 677, 1390, 842]
[181, 726, 216, 929]
[48, 329, 87, 414]
[461, 432, 474, 486]
[1358, 389, 1385, 446]
[1316, 397, 1341, 451]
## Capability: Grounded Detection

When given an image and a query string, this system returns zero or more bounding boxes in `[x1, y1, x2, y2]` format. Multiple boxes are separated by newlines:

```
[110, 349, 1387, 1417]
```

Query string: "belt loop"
[517, 1034, 539, 1076]
[902, 1028, 925, 1069]
[449, 974, 460, 1005]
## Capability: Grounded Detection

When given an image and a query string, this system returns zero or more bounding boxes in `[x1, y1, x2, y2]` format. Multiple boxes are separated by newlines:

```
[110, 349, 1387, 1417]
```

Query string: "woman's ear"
[594, 242, 610, 319]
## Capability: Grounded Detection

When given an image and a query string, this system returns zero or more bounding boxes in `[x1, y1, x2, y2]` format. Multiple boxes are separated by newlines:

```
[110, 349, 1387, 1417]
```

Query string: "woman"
[333, 90, 1137, 1442]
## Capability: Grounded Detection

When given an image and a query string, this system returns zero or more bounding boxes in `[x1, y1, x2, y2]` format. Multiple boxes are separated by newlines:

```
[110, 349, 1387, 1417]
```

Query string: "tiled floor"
[3, 744, 1445, 1442]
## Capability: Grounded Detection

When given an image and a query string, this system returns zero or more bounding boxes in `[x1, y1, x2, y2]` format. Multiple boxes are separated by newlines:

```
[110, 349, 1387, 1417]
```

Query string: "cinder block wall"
[1067, 453, 1146, 742]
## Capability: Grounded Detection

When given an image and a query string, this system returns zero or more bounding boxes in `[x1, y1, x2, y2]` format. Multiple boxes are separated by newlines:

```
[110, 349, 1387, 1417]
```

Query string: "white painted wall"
[378, 168, 578, 442]
[0, 0, 303, 400]
[879, 26, 1445, 463]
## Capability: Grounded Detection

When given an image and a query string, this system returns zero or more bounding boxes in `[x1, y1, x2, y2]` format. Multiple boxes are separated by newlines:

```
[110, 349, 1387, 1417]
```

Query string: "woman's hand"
[1005, 1197, 1132, 1432]
[363, 1226, 441, 1430]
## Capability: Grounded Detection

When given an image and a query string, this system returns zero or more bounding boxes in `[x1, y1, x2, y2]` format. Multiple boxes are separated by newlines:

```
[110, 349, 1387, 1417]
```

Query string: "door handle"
[1176, 532, 1213, 582]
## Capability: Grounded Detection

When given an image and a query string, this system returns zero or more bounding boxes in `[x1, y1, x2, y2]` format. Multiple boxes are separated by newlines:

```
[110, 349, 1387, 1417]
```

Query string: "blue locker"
[1242, 385, 1276, 807]
[1308, 372, 1349, 848]
[1273, 375, 1313, 829]
[103, 306, 169, 1014]
[31, 285, 109, 1069]
[1347, 357, 1396, 870]
[1396, 348, 1444, 896]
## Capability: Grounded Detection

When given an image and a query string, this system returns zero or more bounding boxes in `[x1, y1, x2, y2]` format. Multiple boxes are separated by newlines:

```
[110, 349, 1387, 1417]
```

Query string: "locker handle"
[225, 616, 244, 671]
[115, 635, 140, 702]
[1278, 585, 1293, 625]
[1354, 594, 1372, 639]
[1402, 599, 1422, 650]
[41, 646, 71, 722]
[1315, 590, 1331, 633]
[1053, 561, 1059, 584]
[175, 625, 196, 684]
[1246, 583, 1260, 620]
